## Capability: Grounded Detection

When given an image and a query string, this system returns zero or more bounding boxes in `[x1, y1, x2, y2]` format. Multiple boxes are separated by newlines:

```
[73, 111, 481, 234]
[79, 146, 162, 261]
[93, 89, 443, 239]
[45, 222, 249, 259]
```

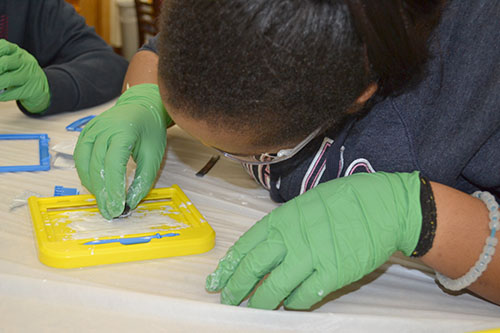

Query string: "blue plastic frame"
[65, 115, 95, 132]
[0, 133, 51, 172]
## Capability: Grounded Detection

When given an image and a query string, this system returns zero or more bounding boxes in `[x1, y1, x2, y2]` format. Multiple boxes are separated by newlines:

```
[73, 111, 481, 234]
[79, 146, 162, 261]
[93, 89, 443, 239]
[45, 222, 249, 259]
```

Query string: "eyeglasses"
[213, 126, 324, 165]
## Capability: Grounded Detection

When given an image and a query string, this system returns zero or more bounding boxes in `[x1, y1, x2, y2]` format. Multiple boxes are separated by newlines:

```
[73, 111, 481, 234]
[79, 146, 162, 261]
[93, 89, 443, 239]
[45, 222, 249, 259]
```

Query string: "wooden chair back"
[134, 0, 162, 46]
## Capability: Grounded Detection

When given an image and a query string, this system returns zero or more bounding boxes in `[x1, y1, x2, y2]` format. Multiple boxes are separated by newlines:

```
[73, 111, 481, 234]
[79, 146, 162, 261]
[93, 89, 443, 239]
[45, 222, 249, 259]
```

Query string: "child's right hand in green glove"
[74, 84, 171, 220]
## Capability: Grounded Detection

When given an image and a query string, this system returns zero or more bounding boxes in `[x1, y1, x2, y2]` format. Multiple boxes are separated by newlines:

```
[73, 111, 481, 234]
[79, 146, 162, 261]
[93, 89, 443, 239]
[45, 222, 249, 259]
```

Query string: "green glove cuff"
[19, 87, 50, 114]
[117, 83, 173, 128]
[18, 51, 51, 114]
[0, 39, 50, 113]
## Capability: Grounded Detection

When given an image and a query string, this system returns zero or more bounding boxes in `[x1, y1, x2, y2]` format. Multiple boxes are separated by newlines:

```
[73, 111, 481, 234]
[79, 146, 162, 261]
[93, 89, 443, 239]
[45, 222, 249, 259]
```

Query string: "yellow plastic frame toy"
[28, 185, 215, 268]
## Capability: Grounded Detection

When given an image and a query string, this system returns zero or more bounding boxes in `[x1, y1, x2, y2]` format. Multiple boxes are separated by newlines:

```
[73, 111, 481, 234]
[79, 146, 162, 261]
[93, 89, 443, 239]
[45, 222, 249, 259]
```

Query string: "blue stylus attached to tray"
[84, 232, 180, 245]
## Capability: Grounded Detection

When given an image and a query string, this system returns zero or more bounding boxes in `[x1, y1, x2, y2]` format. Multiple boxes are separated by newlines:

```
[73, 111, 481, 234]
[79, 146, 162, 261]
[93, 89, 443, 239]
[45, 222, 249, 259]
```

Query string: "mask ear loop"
[213, 125, 326, 165]
[274, 126, 325, 159]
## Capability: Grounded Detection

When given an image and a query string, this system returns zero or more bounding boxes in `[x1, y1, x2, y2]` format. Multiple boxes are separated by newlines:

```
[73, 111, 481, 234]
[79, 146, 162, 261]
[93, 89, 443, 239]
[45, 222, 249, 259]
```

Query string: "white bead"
[486, 236, 498, 246]
[470, 269, 481, 281]
[455, 280, 466, 290]
[480, 252, 493, 265]
[449, 281, 461, 291]
[475, 259, 487, 272]
[464, 275, 476, 286]
[483, 244, 495, 255]
[484, 192, 494, 200]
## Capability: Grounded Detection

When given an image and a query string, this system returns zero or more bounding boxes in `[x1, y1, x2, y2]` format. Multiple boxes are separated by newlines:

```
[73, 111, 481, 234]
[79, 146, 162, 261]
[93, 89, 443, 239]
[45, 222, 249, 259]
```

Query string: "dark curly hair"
[158, 0, 443, 146]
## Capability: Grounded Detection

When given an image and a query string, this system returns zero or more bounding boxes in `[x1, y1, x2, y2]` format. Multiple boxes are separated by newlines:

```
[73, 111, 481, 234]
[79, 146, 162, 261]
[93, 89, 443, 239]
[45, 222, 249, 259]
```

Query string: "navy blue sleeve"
[18, 0, 128, 116]
[138, 34, 159, 54]
[389, 1, 500, 198]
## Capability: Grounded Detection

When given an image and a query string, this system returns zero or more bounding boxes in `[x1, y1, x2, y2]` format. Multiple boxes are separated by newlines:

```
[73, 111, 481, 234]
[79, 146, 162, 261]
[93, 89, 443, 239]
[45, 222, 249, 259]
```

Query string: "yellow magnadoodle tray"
[28, 185, 215, 268]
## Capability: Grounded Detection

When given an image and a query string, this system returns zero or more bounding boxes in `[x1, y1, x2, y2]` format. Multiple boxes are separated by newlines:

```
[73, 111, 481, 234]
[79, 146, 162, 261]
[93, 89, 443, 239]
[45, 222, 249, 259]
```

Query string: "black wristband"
[410, 175, 437, 258]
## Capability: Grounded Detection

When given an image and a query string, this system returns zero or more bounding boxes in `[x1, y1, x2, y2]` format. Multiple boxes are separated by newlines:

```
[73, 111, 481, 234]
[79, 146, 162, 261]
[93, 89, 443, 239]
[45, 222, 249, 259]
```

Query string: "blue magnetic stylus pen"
[84, 232, 180, 245]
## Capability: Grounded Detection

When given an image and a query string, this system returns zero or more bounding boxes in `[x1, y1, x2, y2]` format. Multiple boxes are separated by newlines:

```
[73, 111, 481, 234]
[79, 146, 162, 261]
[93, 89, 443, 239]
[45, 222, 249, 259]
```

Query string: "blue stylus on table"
[65, 115, 96, 132]
[84, 232, 180, 245]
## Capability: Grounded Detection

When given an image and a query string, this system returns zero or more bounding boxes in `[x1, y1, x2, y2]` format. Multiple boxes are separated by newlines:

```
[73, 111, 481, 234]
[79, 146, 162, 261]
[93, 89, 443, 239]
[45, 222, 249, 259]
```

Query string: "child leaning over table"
[73, 0, 500, 308]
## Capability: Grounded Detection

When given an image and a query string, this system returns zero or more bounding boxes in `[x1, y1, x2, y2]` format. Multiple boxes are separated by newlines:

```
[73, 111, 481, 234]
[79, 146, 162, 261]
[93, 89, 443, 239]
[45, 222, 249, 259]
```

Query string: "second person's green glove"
[74, 83, 172, 219]
[0, 39, 50, 113]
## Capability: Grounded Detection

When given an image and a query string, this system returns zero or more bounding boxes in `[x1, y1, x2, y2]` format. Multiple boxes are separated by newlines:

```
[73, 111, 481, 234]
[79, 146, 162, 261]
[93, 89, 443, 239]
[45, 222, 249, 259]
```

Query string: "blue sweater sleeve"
[138, 34, 159, 54]
[17, 0, 128, 116]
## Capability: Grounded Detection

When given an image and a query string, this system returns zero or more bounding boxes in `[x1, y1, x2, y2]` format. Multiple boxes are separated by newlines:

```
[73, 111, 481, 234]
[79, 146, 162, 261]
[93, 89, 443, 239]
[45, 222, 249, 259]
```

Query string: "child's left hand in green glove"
[206, 171, 424, 310]
[0, 39, 50, 113]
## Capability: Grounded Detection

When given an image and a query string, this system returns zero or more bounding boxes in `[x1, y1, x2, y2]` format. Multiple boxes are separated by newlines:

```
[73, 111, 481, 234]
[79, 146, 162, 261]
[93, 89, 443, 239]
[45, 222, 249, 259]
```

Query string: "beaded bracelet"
[435, 191, 499, 291]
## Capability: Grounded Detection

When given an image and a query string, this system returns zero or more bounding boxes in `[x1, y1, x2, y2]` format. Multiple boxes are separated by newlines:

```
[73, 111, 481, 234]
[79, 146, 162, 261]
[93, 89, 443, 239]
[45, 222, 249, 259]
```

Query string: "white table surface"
[1, 100, 499, 332]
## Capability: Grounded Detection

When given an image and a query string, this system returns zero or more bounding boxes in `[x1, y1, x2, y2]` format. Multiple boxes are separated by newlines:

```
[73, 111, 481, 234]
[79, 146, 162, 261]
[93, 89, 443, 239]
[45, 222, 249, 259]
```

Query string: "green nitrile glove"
[206, 171, 424, 310]
[0, 39, 50, 113]
[74, 83, 172, 219]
